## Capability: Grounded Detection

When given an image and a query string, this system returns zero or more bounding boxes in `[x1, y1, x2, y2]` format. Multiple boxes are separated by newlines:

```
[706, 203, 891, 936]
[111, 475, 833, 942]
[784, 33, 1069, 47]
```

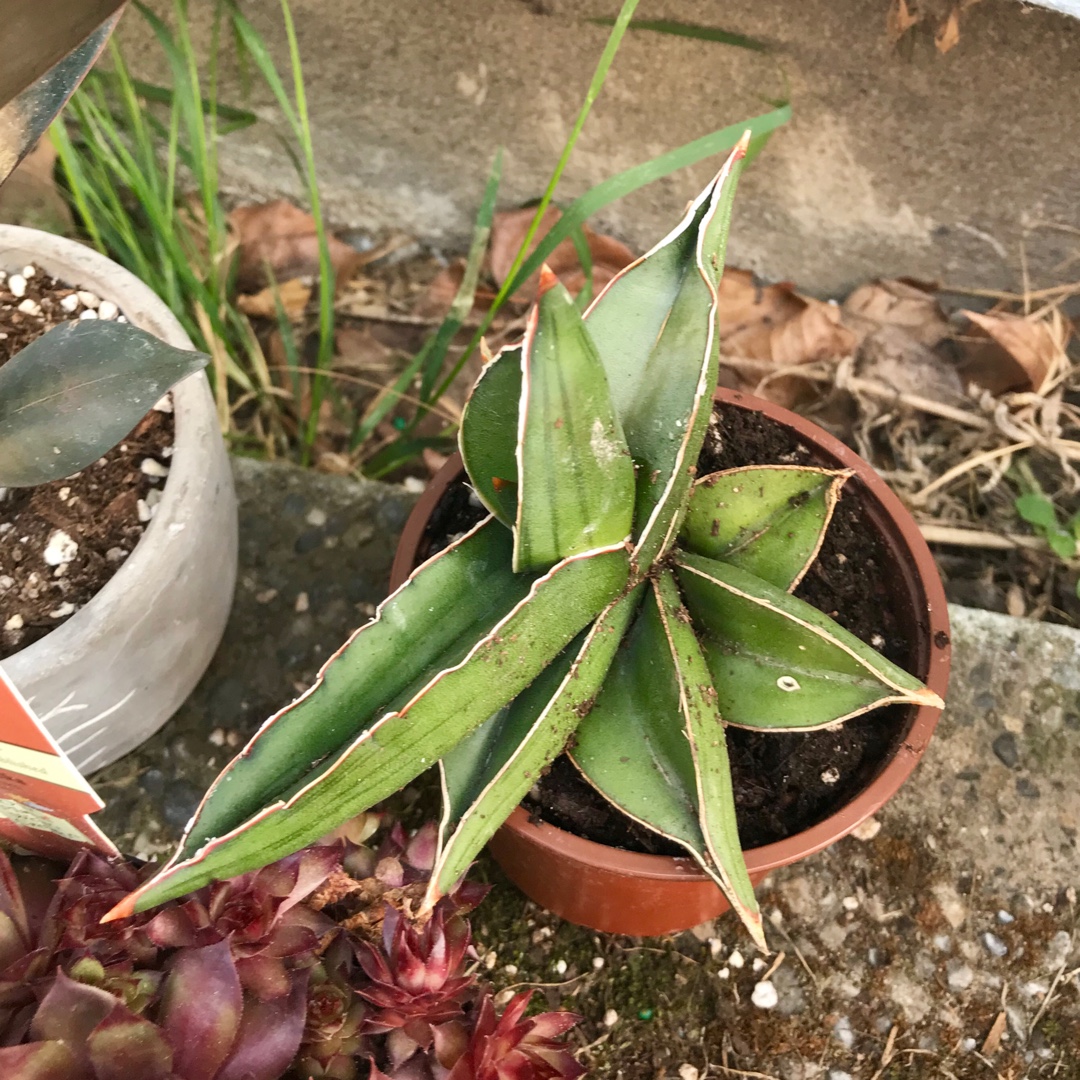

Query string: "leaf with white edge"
[513, 270, 633, 572]
[169, 517, 525, 863]
[427, 586, 642, 907]
[675, 551, 943, 730]
[459, 344, 521, 525]
[583, 136, 748, 567]
[650, 569, 763, 947]
[0, 320, 208, 487]
[681, 465, 853, 590]
[571, 575, 764, 949]
[109, 543, 630, 916]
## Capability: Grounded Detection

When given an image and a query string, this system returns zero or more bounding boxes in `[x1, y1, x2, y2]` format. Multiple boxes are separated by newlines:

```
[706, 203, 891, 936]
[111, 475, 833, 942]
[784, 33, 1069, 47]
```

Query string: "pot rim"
[0, 223, 214, 666]
[389, 387, 950, 882]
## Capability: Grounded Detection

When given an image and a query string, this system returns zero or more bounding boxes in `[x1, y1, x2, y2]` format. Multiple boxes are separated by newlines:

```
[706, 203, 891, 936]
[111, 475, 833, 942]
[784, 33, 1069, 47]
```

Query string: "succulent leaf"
[172, 518, 525, 862]
[428, 586, 642, 905]
[459, 344, 521, 525]
[572, 573, 763, 948]
[160, 939, 242, 1080]
[650, 570, 763, 948]
[114, 544, 630, 915]
[675, 551, 944, 730]
[513, 270, 634, 572]
[583, 136, 748, 567]
[0, 320, 209, 488]
[681, 465, 853, 590]
[215, 973, 310, 1080]
[0, 1040, 82, 1080]
[85, 1006, 174, 1080]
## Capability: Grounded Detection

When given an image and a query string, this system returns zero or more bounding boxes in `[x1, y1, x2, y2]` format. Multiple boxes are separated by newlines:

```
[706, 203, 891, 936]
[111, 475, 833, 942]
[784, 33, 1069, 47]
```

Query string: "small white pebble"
[137, 498, 154, 523]
[403, 476, 426, 494]
[982, 932, 1008, 958]
[97, 300, 119, 320]
[105, 547, 128, 563]
[60, 293, 81, 312]
[842, 895, 860, 912]
[8, 274, 27, 297]
[294, 591, 310, 613]
[752, 957, 767, 973]
[678, 1065, 699, 1080]
[821, 767, 840, 785]
[161, 446, 174, 459]
[79, 308, 98, 320]
[751, 980, 778, 1009]
[0, 575, 12, 592]
[871, 632, 885, 648]
[961, 1037, 977, 1053]
[21, 265, 36, 279]
[140, 458, 169, 478]
[603, 1009, 619, 1028]
[553, 959, 567, 976]
[503, 965, 518, 976]
[209, 728, 227, 747]
[255, 588, 278, 604]
[47, 602, 76, 620]
[484, 951, 498, 971]
[592, 957, 604, 970]
[997, 910, 1015, 924]
[43, 530, 78, 566]
[153, 395, 174, 413]
[728, 949, 745, 969]
[57, 487, 71, 502]
[852, 817, 882, 841]
[717, 967, 730, 979]
[76, 290, 100, 308]
[0, 270, 7, 282]
[708, 938, 723, 959]
[117, 315, 128, 323]
[17, 298, 41, 316]
[144, 488, 162, 510]
[4, 614, 25, 631]
[305, 507, 328, 527]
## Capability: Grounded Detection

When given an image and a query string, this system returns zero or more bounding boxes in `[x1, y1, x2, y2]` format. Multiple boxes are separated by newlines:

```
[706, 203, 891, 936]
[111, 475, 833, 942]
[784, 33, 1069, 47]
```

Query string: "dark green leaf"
[0, 320, 208, 487]
[514, 274, 634, 571]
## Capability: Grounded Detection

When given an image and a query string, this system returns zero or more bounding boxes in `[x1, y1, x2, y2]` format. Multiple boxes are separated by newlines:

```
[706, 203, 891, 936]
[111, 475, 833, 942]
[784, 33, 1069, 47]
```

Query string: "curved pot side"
[391, 388, 950, 936]
[0, 226, 238, 774]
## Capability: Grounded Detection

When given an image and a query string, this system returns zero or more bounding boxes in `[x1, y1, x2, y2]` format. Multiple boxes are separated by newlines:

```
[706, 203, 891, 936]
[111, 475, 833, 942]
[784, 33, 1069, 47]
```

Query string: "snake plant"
[110, 136, 942, 948]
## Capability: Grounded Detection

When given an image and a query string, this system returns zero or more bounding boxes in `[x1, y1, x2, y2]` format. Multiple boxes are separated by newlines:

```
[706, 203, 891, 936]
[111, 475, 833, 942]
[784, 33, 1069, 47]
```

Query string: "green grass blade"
[588, 17, 770, 53]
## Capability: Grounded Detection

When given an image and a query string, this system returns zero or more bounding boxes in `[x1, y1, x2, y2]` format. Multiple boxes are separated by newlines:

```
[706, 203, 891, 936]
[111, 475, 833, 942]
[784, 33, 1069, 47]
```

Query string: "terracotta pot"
[390, 387, 950, 936]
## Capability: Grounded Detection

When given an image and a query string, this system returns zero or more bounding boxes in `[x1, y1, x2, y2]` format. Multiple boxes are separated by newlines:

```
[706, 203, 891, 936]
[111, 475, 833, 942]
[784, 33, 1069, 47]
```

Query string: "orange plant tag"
[0, 666, 118, 860]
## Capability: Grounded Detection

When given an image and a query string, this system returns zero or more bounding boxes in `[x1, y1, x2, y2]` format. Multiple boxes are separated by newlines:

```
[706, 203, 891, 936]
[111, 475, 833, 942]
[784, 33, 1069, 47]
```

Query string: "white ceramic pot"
[0, 225, 237, 774]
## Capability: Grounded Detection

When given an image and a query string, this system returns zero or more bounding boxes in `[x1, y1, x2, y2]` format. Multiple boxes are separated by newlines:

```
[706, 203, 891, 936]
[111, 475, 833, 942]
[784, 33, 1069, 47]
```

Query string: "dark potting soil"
[421, 401, 917, 854]
[0, 268, 174, 660]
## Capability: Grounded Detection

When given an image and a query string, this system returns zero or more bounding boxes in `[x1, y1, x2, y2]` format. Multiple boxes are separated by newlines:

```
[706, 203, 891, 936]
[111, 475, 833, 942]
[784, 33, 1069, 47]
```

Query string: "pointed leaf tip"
[734, 129, 752, 158]
[537, 264, 560, 296]
[100, 895, 137, 923]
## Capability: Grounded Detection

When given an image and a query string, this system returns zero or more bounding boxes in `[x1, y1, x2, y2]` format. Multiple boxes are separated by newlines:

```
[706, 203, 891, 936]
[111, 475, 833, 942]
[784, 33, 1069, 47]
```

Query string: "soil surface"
[0, 268, 173, 659]
[422, 401, 918, 853]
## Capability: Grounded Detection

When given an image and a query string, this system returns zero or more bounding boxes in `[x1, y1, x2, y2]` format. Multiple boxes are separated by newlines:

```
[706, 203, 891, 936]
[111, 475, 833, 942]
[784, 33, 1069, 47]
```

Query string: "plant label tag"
[0, 665, 118, 860]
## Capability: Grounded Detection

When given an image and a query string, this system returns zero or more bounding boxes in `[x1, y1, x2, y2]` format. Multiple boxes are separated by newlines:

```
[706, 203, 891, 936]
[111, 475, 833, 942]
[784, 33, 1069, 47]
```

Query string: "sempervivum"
[0, 845, 339, 1080]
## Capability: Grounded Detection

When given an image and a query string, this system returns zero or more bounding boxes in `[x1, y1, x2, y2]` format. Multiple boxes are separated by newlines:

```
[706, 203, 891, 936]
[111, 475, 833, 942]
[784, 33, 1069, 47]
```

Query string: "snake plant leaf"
[458, 344, 521, 526]
[108, 543, 631, 917]
[681, 466, 853, 590]
[427, 586, 642, 907]
[583, 135, 748, 568]
[675, 551, 944, 731]
[171, 518, 525, 861]
[513, 269, 634, 572]
[0, 320, 209, 488]
[571, 574, 764, 949]
[651, 569, 763, 947]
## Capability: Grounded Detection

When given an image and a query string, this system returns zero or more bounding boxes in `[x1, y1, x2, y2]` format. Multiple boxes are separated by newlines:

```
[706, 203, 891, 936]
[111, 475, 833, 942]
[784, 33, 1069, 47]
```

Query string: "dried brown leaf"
[935, 7, 961, 54]
[771, 299, 858, 367]
[842, 278, 950, 348]
[887, 0, 921, 42]
[959, 309, 1066, 395]
[488, 205, 634, 303]
[717, 268, 805, 359]
[414, 258, 497, 321]
[981, 1010, 1007, 1055]
[236, 277, 312, 321]
[229, 199, 360, 291]
[333, 325, 396, 375]
[857, 325, 966, 405]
